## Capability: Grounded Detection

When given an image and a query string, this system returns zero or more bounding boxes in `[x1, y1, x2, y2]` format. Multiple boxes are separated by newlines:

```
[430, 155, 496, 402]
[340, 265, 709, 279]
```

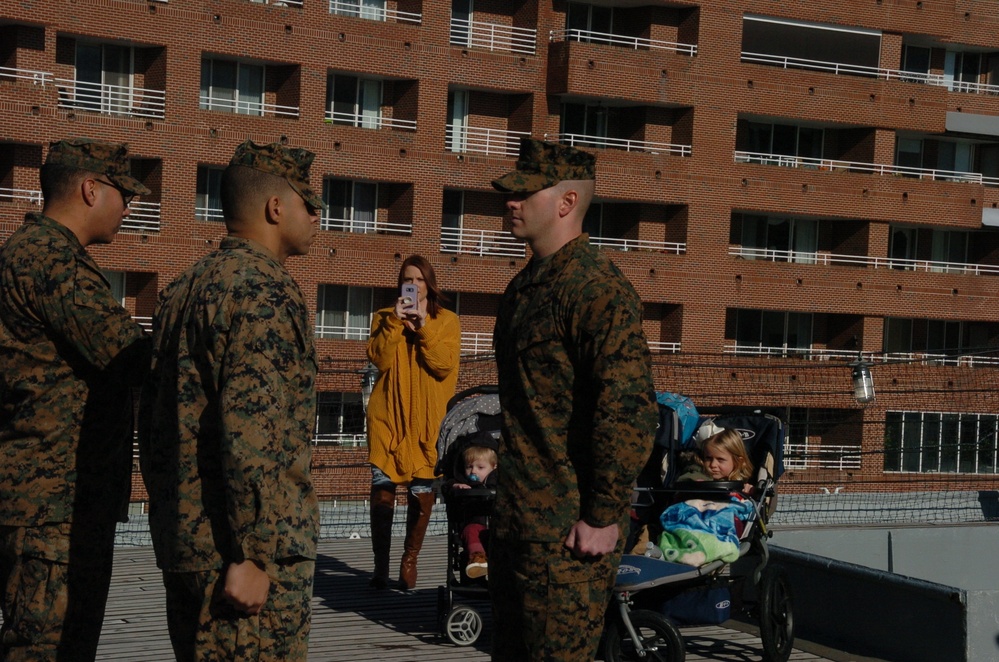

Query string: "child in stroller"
[445, 435, 498, 579]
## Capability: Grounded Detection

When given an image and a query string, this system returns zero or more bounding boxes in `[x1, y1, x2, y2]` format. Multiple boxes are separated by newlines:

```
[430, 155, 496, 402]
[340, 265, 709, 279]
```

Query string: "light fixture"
[849, 353, 875, 404]
[360, 361, 379, 413]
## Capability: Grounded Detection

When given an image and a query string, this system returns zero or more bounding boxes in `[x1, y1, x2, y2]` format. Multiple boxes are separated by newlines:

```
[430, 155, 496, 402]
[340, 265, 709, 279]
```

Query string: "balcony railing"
[461, 331, 493, 356]
[591, 236, 685, 254]
[733, 150, 999, 187]
[315, 323, 369, 340]
[320, 215, 412, 234]
[0, 65, 52, 86]
[132, 315, 153, 333]
[548, 132, 691, 156]
[199, 95, 299, 118]
[784, 442, 863, 471]
[0, 187, 42, 205]
[730, 246, 999, 276]
[741, 51, 999, 96]
[549, 29, 697, 56]
[440, 226, 525, 259]
[450, 18, 537, 55]
[250, 0, 303, 6]
[195, 206, 224, 222]
[723, 344, 999, 367]
[324, 110, 417, 131]
[446, 124, 529, 158]
[330, 0, 421, 24]
[120, 201, 161, 233]
[56, 79, 166, 119]
[313, 432, 367, 447]
[648, 341, 681, 353]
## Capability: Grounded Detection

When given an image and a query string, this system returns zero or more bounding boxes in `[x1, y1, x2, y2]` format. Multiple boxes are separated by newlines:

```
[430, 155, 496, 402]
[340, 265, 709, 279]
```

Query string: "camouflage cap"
[46, 138, 151, 195]
[229, 139, 327, 210]
[491, 138, 596, 193]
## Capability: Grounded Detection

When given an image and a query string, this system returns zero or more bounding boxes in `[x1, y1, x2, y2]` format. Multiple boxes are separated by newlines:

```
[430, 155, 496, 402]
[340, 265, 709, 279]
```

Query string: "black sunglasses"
[95, 178, 136, 206]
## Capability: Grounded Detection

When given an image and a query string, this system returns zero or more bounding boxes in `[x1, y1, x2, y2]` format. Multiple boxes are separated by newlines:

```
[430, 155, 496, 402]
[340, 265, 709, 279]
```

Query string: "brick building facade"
[2, 0, 998, 500]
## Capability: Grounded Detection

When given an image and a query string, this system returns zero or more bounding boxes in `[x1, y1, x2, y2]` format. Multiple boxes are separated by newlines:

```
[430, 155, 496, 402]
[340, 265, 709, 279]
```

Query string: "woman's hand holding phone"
[396, 283, 424, 330]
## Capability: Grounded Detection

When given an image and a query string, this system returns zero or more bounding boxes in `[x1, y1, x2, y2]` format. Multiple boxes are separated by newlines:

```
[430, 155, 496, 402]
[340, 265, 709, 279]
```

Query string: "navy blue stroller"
[604, 397, 794, 662]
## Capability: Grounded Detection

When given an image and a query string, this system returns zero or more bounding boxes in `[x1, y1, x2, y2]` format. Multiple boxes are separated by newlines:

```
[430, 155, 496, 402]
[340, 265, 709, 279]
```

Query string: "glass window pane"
[772, 124, 797, 157]
[747, 122, 772, 154]
[237, 64, 263, 115]
[901, 412, 924, 472]
[979, 416, 998, 474]
[884, 411, 902, 471]
[582, 203, 602, 238]
[352, 182, 377, 232]
[940, 414, 959, 472]
[735, 309, 763, 347]
[959, 414, 978, 473]
[359, 79, 381, 128]
[922, 413, 940, 471]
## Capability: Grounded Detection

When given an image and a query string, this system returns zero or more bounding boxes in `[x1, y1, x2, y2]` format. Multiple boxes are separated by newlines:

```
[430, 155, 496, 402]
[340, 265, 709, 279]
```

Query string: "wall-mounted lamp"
[360, 361, 379, 413]
[849, 354, 875, 404]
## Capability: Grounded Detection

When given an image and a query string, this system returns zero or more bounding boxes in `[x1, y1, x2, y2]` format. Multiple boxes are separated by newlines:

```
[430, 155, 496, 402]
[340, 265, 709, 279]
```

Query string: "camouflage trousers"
[0, 518, 117, 662]
[489, 538, 622, 662]
[163, 558, 314, 662]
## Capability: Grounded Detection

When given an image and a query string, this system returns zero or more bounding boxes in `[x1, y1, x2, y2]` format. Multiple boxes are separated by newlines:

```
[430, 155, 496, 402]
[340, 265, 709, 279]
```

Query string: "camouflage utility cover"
[46, 138, 150, 195]
[0, 213, 148, 526]
[491, 137, 596, 193]
[138, 237, 319, 571]
[492, 234, 658, 542]
[228, 140, 326, 210]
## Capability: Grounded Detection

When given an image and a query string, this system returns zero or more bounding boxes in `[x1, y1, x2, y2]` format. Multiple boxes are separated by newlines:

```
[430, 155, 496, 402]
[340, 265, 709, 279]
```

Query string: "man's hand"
[564, 520, 619, 558]
[223, 559, 270, 615]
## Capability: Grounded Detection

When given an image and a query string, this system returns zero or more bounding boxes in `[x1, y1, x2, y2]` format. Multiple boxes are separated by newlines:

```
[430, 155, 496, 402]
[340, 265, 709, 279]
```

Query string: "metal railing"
[313, 432, 367, 447]
[730, 246, 999, 276]
[56, 79, 166, 119]
[445, 124, 529, 158]
[324, 110, 416, 131]
[450, 17, 537, 56]
[329, 0, 421, 24]
[320, 215, 411, 234]
[0, 187, 42, 205]
[733, 150, 999, 187]
[741, 51, 999, 96]
[120, 201, 161, 233]
[0, 65, 52, 86]
[199, 95, 299, 118]
[591, 236, 685, 254]
[194, 206, 224, 222]
[648, 341, 681, 353]
[722, 344, 999, 367]
[784, 442, 863, 471]
[132, 315, 153, 333]
[549, 28, 696, 56]
[440, 226, 525, 259]
[315, 323, 369, 341]
[461, 331, 493, 356]
[249, 0, 303, 5]
[549, 132, 691, 156]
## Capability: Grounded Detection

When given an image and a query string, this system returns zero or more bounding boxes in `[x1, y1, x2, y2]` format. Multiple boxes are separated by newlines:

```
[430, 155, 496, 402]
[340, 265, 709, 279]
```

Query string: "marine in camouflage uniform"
[490, 139, 659, 661]
[0, 139, 151, 661]
[138, 140, 323, 662]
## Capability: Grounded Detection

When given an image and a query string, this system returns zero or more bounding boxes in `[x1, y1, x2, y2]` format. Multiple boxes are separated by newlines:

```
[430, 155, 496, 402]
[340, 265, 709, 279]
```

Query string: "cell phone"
[401, 283, 418, 309]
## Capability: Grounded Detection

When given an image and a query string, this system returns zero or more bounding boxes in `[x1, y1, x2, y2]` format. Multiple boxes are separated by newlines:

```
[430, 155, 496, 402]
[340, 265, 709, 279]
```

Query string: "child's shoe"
[465, 552, 488, 579]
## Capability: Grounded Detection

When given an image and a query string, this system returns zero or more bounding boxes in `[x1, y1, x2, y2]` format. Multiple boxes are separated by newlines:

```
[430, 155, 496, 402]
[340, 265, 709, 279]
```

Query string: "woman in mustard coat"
[366, 255, 460, 589]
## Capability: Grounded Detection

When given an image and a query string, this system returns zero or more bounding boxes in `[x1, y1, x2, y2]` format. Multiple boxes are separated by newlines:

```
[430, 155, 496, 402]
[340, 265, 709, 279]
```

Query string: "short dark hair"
[39, 164, 89, 203]
[220, 164, 288, 222]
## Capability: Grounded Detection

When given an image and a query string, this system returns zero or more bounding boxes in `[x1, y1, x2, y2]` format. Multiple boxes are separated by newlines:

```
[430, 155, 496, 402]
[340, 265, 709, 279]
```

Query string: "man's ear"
[557, 189, 578, 219]
[82, 176, 99, 208]
[264, 194, 282, 224]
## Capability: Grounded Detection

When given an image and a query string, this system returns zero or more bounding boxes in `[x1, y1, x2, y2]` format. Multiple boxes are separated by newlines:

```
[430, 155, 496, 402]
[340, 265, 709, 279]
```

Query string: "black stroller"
[604, 398, 795, 662]
[433, 385, 502, 647]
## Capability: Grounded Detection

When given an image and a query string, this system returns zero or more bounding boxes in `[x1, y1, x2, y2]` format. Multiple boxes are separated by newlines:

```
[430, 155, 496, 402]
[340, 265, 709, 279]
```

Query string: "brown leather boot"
[369, 487, 396, 589]
[397, 491, 434, 590]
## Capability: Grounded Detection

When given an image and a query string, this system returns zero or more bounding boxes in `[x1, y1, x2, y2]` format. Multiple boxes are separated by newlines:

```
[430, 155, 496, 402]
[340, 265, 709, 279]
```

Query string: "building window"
[945, 50, 981, 92]
[900, 45, 931, 80]
[323, 179, 377, 232]
[883, 318, 990, 359]
[747, 121, 823, 162]
[732, 309, 813, 355]
[316, 285, 373, 340]
[737, 214, 818, 263]
[102, 270, 126, 305]
[328, 74, 382, 128]
[332, 0, 386, 20]
[75, 42, 133, 114]
[560, 102, 611, 145]
[195, 166, 224, 222]
[315, 392, 366, 445]
[200, 57, 264, 116]
[566, 2, 613, 41]
[582, 202, 602, 238]
[441, 189, 463, 252]
[885, 411, 998, 474]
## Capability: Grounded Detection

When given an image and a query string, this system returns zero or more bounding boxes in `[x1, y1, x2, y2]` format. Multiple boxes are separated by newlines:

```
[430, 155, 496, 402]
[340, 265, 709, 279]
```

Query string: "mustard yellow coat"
[366, 307, 460, 483]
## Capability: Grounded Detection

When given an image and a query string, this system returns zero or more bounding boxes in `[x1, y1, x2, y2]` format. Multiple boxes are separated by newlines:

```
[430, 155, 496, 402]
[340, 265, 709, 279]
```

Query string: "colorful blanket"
[657, 496, 755, 567]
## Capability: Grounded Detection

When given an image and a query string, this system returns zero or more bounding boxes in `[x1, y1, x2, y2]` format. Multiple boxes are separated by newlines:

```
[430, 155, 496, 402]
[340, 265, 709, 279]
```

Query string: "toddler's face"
[465, 458, 494, 482]
[703, 445, 735, 480]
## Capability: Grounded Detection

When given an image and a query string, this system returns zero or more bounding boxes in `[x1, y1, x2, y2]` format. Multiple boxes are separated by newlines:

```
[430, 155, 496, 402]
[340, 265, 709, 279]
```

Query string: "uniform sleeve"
[415, 311, 460, 380]
[571, 278, 658, 528]
[218, 288, 302, 563]
[367, 308, 405, 372]
[27, 248, 148, 379]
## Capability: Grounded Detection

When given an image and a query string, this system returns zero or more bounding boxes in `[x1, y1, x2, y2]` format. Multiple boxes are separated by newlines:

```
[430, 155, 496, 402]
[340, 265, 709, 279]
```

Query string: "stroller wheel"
[603, 609, 684, 662]
[758, 564, 794, 662]
[444, 605, 484, 646]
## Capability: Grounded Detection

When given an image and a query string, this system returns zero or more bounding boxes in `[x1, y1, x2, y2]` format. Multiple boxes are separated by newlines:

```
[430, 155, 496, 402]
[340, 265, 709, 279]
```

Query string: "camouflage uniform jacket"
[492, 234, 658, 542]
[0, 213, 148, 527]
[138, 237, 319, 572]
